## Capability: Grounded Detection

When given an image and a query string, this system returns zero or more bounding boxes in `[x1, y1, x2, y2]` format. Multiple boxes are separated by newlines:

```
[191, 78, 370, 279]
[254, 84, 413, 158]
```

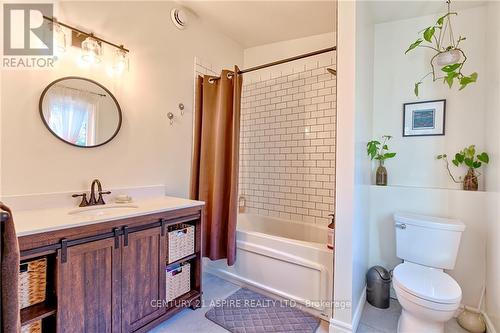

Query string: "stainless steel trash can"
[366, 266, 391, 309]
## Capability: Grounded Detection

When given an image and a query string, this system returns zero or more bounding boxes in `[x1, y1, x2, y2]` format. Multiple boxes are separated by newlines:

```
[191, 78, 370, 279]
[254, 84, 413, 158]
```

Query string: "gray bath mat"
[205, 288, 320, 333]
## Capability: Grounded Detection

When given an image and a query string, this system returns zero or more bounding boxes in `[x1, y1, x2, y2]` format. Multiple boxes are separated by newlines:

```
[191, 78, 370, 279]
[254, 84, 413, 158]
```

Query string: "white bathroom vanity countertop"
[13, 196, 205, 237]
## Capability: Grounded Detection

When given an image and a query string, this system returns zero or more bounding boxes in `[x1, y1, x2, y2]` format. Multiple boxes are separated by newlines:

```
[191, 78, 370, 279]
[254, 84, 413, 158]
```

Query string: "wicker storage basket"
[166, 262, 191, 302]
[21, 320, 42, 333]
[19, 258, 47, 309]
[167, 224, 195, 263]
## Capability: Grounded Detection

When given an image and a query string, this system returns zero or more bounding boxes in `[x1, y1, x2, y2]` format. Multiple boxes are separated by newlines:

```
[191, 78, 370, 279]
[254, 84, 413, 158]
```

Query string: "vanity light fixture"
[42, 16, 129, 70]
[81, 34, 102, 64]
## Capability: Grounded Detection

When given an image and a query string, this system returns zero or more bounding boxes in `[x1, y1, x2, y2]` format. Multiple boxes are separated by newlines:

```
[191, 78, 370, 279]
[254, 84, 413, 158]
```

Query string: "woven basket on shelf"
[167, 224, 195, 263]
[19, 258, 47, 309]
[21, 320, 42, 333]
[166, 262, 191, 302]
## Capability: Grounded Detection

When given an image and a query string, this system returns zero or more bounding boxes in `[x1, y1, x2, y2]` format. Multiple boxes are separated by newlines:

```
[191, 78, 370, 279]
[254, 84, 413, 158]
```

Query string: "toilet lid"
[393, 263, 462, 304]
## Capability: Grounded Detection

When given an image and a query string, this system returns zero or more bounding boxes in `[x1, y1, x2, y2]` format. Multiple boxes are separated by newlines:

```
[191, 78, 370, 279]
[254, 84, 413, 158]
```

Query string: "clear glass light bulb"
[113, 48, 128, 74]
[53, 22, 67, 56]
[81, 36, 102, 64]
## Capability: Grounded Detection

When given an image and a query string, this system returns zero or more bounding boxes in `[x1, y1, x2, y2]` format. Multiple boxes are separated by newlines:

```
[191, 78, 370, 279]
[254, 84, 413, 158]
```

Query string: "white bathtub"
[204, 213, 334, 320]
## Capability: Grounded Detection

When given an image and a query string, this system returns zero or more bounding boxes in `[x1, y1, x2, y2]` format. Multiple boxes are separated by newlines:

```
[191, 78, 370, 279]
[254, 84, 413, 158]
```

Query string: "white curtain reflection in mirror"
[45, 85, 101, 146]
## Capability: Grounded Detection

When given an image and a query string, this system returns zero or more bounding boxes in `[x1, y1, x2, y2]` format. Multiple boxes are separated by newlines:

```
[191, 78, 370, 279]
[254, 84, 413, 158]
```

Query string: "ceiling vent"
[171, 8, 188, 30]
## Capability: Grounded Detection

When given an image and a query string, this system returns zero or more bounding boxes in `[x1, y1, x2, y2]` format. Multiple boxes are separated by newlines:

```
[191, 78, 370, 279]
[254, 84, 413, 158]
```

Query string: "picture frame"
[403, 99, 446, 137]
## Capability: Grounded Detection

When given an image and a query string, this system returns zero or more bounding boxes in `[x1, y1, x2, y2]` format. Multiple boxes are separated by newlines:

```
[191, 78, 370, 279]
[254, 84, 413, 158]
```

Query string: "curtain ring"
[208, 77, 216, 84]
[227, 72, 234, 79]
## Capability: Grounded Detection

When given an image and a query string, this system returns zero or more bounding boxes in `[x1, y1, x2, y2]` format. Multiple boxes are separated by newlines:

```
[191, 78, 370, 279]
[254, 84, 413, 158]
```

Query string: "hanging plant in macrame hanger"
[405, 0, 478, 96]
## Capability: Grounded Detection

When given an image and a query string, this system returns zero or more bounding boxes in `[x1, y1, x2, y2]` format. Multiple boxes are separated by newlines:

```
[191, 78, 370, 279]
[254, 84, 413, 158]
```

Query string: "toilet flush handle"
[395, 223, 407, 229]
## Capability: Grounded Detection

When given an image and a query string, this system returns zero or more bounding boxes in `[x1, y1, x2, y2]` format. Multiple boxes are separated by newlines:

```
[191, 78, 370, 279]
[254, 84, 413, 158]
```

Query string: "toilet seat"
[393, 262, 461, 309]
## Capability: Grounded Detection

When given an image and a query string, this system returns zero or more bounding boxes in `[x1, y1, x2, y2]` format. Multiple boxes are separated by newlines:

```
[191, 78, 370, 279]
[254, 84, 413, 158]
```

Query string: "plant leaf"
[437, 12, 457, 26]
[477, 152, 489, 164]
[473, 161, 482, 169]
[444, 71, 459, 88]
[444, 75, 454, 88]
[437, 14, 446, 26]
[367, 140, 381, 160]
[414, 82, 422, 96]
[455, 153, 465, 163]
[452, 159, 459, 167]
[405, 39, 423, 54]
[464, 158, 474, 168]
[467, 145, 476, 157]
[384, 153, 396, 159]
[441, 63, 461, 72]
[423, 27, 436, 42]
[459, 72, 478, 90]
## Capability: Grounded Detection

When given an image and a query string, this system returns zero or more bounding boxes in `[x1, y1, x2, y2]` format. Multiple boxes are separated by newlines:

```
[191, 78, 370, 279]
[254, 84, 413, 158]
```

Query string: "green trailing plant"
[367, 135, 397, 162]
[437, 145, 489, 189]
[405, 0, 478, 96]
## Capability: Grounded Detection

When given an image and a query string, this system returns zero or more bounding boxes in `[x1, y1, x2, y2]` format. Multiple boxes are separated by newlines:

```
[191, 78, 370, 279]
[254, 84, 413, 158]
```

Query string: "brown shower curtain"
[190, 66, 242, 266]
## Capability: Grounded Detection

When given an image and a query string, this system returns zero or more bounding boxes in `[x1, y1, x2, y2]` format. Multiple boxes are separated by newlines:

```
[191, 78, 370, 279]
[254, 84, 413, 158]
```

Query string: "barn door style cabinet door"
[57, 237, 121, 333]
[16, 205, 204, 333]
[121, 226, 166, 332]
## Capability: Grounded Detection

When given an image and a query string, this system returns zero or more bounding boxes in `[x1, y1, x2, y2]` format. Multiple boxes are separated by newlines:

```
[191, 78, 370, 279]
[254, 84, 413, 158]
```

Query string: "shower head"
[327, 68, 337, 76]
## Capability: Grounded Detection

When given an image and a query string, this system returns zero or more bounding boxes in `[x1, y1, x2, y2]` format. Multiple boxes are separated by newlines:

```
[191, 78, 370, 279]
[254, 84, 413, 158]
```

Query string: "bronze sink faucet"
[72, 179, 111, 207]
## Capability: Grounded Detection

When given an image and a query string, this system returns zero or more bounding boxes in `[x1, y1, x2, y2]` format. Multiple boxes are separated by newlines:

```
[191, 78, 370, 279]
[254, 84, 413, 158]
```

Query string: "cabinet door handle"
[113, 228, 120, 249]
[123, 226, 129, 247]
[60, 238, 68, 263]
[160, 218, 166, 236]
[395, 223, 407, 229]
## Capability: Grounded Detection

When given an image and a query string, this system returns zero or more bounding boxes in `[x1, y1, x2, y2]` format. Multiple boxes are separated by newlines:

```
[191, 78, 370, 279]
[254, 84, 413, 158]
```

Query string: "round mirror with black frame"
[39, 76, 122, 148]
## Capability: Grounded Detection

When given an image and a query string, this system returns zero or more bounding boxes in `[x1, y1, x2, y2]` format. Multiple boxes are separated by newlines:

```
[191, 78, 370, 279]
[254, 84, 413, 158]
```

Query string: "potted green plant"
[437, 145, 489, 191]
[405, 0, 478, 96]
[367, 135, 397, 186]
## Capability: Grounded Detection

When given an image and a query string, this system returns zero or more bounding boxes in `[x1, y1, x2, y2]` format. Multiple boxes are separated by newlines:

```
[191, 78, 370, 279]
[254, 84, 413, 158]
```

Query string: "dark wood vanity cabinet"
[17, 205, 204, 333]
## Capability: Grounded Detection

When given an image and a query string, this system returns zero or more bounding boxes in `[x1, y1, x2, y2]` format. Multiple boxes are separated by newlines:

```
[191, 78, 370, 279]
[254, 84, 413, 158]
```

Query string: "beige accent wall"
[0, 1, 243, 198]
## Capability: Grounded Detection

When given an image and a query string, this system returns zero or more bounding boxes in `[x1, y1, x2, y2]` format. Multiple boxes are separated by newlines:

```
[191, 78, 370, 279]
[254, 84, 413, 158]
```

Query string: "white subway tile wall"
[194, 56, 220, 78]
[239, 57, 336, 226]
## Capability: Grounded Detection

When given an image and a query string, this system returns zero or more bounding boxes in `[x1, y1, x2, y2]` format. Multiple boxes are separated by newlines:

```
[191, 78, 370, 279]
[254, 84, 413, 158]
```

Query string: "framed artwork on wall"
[403, 99, 446, 137]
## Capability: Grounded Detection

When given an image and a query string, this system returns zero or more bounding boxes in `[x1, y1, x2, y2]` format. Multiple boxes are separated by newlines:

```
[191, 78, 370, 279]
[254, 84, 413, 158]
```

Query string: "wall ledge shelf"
[369, 184, 489, 193]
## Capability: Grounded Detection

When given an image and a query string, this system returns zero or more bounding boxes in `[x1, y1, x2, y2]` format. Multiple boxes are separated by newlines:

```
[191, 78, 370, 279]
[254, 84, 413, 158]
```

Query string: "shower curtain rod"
[207, 46, 336, 82]
[238, 46, 336, 75]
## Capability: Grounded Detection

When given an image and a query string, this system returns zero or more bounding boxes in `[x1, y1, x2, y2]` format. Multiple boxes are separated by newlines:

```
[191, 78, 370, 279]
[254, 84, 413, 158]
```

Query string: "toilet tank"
[394, 212, 465, 270]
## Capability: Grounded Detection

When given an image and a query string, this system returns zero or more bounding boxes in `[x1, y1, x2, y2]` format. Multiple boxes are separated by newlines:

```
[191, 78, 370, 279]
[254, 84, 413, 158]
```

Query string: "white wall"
[351, 0, 373, 328]
[331, 0, 356, 331]
[243, 32, 336, 84]
[367, 5, 491, 312]
[0, 1, 243, 198]
[484, 1, 500, 330]
[372, 7, 487, 190]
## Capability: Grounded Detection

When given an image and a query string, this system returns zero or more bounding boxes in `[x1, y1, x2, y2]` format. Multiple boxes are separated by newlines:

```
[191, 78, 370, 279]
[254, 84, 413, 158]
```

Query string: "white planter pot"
[435, 50, 462, 66]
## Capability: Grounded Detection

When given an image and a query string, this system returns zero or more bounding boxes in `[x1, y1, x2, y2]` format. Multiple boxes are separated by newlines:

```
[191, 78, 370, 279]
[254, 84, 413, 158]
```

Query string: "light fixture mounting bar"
[43, 16, 129, 53]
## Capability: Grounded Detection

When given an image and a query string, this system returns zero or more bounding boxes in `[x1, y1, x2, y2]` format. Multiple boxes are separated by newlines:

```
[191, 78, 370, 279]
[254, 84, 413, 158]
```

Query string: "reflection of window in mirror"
[45, 85, 100, 146]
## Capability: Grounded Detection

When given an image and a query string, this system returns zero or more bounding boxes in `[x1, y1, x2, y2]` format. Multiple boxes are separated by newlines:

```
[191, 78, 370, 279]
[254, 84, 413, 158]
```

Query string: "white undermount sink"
[68, 204, 139, 216]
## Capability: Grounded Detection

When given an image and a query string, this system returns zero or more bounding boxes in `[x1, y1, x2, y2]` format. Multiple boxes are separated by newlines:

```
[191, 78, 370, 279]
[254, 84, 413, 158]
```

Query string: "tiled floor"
[149, 273, 329, 333]
[357, 299, 469, 333]
[150, 274, 467, 333]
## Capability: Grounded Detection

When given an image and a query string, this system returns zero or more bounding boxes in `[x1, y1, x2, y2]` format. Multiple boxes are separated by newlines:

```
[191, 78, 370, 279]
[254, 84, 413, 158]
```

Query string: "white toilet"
[393, 212, 465, 333]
